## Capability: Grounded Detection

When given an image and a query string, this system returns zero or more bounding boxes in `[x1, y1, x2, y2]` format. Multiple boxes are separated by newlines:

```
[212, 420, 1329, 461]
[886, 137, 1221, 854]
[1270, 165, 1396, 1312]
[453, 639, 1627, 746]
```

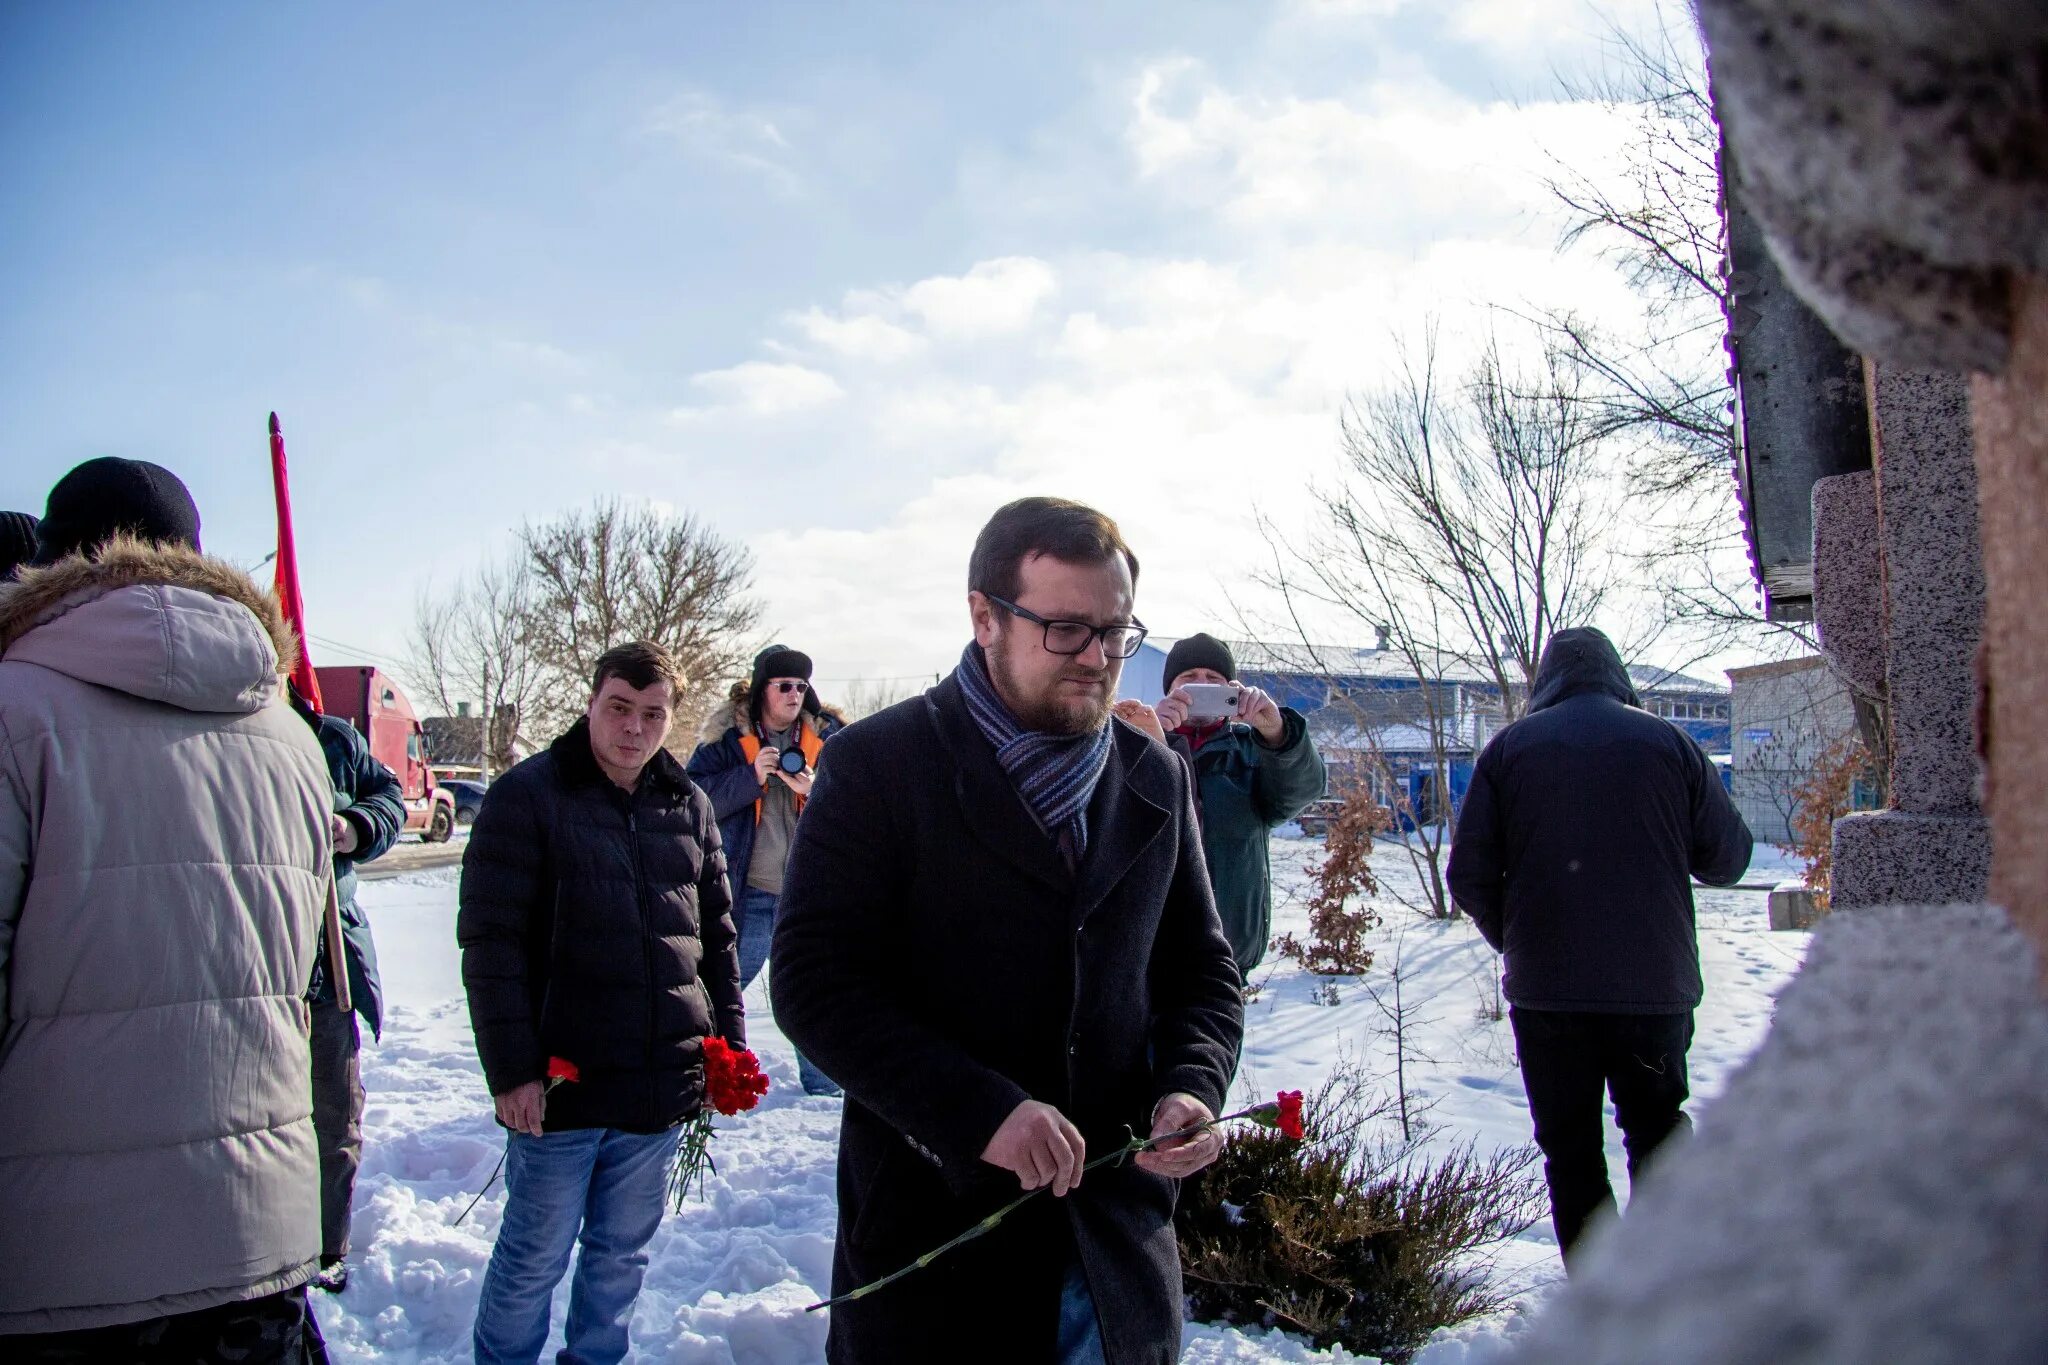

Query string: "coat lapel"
[1070, 722, 1173, 926]
[925, 677, 1072, 896]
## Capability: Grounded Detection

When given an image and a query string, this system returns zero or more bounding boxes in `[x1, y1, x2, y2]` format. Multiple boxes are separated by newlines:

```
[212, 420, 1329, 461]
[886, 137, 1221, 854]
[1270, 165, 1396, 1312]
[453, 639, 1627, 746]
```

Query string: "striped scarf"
[957, 642, 1113, 857]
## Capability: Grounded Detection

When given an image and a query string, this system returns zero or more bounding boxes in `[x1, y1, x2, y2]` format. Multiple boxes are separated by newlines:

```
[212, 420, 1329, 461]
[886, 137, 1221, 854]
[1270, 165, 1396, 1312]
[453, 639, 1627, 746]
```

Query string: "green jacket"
[1169, 707, 1326, 974]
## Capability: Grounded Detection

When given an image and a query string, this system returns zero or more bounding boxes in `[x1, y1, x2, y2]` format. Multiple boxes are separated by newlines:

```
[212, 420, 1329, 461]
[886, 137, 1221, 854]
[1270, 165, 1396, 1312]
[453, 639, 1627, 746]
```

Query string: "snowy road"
[313, 838, 1810, 1363]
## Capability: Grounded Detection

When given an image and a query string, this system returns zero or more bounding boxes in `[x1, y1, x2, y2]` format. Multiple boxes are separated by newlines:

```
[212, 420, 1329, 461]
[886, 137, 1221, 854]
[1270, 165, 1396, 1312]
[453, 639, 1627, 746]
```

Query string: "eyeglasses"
[768, 680, 809, 695]
[983, 594, 1148, 659]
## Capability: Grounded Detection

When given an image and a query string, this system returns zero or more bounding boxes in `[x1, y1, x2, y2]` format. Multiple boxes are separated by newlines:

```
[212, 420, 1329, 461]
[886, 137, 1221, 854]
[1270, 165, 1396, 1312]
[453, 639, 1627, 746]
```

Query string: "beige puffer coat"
[0, 539, 333, 1334]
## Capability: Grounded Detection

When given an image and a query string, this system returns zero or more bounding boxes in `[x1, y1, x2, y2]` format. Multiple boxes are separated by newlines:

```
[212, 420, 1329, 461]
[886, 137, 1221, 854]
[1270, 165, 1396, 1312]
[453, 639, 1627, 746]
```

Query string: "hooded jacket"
[0, 539, 332, 1334]
[1446, 628, 1753, 1013]
[686, 697, 841, 896]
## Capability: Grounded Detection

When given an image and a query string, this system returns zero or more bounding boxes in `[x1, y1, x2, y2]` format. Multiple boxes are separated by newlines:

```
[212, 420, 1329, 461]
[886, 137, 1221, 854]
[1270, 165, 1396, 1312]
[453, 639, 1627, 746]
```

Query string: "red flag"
[269, 412, 324, 711]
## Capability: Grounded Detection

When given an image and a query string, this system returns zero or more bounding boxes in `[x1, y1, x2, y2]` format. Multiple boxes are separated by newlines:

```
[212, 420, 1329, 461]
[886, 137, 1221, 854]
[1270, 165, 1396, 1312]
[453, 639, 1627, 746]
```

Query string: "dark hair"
[590, 640, 684, 696]
[967, 497, 1139, 602]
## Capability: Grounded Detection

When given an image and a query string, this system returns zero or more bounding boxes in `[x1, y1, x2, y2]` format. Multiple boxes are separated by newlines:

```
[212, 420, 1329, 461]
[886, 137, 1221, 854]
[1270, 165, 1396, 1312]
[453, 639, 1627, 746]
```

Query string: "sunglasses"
[768, 680, 809, 695]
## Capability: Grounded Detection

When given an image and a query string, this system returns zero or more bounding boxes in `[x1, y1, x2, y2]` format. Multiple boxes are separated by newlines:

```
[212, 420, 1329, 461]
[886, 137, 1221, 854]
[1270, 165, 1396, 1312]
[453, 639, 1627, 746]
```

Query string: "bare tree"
[407, 555, 547, 778]
[1363, 926, 1439, 1144]
[1540, 13, 1730, 499]
[831, 676, 929, 721]
[1259, 323, 1649, 920]
[1532, 8, 1819, 667]
[521, 499, 763, 740]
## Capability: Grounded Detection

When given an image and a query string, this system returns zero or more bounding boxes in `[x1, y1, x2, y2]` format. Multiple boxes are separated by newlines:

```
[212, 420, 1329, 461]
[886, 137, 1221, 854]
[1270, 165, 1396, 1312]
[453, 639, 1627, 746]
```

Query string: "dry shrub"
[1275, 780, 1391, 974]
[1788, 733, 1878, 910]
[1176, 1060, 1546, 1364]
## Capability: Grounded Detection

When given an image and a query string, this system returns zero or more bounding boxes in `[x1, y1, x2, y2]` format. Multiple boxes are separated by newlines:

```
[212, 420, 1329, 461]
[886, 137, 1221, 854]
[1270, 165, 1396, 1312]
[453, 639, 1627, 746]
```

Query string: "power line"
[309, 634, 412, 673]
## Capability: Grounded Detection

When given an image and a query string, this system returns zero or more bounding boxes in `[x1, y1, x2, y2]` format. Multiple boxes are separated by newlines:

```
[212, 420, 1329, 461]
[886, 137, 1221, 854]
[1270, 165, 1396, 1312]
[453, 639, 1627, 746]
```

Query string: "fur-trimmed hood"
[695, 694, 845, 748]
[0, 535, 298, 714]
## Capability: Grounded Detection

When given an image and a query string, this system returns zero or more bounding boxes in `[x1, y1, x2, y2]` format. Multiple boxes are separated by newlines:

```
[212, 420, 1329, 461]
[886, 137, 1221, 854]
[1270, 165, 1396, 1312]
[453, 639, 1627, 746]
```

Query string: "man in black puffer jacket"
[1447, 627, 1751, 1269]
[459, 641, 744, 1365]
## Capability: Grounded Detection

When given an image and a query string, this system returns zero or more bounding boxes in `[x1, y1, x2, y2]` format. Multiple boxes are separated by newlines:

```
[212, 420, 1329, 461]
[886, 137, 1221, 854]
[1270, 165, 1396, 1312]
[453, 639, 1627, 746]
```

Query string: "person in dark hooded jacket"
[1446, 626, 1751, 1268]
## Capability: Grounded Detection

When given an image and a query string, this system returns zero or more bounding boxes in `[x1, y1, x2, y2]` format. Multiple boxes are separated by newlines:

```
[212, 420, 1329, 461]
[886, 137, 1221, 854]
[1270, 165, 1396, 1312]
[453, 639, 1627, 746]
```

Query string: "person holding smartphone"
[1149, 633, 1327, 980]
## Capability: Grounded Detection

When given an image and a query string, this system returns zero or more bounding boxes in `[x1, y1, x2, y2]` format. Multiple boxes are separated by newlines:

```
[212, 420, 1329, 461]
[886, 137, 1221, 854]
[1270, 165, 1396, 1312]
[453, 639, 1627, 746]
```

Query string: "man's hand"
[1135, 1093, 1222, 1178]
[776, 766, 814, 798]
[1154, 688, 1193, 734]
[1111, 699, 1166, 744]
[752, 747, 781, 784]
[981, 1099, 1087, 1196]
[495, 1080, 547, 1137]
[1236, 685, 1285, 744]
[330, 813, 359, 856]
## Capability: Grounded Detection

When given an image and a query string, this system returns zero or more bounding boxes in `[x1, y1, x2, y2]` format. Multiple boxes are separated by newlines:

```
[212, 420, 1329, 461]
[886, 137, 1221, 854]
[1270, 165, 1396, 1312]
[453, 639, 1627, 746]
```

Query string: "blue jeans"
[472, 1127, 676, 1365]
[1057, 1257, 1107, 1364]
[736, 885, 840, 1097]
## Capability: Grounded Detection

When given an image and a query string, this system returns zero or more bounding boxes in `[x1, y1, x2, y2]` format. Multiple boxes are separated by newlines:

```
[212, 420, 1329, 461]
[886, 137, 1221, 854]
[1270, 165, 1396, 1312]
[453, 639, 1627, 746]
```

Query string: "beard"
[987, 631, 1113, 736]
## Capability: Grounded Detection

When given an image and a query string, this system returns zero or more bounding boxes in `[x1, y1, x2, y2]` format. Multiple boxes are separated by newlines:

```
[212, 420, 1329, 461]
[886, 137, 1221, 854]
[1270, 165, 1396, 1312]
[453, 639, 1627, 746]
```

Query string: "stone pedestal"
[1817, 366, 1990, 910]
[1767, 881, 1824, 931]
[1831, 811, 1993, 911]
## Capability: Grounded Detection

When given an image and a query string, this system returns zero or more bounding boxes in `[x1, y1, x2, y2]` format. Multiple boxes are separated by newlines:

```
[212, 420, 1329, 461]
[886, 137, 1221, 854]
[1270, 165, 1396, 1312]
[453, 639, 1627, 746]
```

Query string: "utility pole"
[479, 658, 493, 786]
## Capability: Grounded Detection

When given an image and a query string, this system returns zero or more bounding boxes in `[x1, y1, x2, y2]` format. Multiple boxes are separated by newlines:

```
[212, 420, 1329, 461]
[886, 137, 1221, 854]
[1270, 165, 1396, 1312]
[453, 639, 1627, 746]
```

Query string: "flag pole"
[270, 412, 350, 1015]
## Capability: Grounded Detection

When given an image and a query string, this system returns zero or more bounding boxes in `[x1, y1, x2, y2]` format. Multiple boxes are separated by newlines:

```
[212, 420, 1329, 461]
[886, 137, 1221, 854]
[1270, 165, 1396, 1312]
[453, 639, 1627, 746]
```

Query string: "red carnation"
[1276, 1089, 1305, 1140]
[702, 1037, 771, 1117]
[546, 1056, 580, 1086]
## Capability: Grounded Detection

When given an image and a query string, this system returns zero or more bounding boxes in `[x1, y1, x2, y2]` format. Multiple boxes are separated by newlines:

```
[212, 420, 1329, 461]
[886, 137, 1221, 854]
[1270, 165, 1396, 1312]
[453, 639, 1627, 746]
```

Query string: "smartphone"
[1179, 682, 1241, 723]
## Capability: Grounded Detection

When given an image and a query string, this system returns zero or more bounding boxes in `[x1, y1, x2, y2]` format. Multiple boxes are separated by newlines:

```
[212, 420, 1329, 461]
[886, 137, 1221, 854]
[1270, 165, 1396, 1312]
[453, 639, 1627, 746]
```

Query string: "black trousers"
[9, 1287, 329, 1364]
[1509, 1007, 1694, 1267]
[309, 1004, 364, 1263]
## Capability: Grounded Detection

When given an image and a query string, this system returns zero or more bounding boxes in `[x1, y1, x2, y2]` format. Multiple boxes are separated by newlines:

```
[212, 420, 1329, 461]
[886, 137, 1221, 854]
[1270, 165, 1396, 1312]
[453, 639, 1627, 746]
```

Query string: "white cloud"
[676, 361, 844, 418]
[645, 90, 799, 193]
[1128, 58, 1633, 241]
[786, 306, 927, 363]
[901, 257, 1059, 337]
[391, 16, 1700, 687]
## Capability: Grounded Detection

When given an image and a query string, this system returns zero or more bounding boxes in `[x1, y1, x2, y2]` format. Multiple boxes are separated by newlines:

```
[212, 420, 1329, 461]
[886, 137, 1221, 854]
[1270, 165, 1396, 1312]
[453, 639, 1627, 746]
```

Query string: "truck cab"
[313, 665, 457, 842]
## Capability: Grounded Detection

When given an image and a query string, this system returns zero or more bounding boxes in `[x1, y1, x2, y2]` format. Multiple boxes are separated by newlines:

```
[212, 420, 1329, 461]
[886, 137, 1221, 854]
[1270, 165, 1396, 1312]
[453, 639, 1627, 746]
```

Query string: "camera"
[778, 747, 809, 775]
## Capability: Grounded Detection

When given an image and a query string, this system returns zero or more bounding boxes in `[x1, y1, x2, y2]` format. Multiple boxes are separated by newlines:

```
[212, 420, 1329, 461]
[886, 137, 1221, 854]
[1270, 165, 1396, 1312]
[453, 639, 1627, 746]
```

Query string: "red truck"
[314, 665, 457, 843]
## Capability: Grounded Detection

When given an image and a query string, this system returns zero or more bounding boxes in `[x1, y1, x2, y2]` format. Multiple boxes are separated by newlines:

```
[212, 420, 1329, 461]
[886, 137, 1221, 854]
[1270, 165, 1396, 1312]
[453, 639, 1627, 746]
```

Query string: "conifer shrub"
[1175, 1063, 1545, 1363]
[1274, 780, 1390, 974]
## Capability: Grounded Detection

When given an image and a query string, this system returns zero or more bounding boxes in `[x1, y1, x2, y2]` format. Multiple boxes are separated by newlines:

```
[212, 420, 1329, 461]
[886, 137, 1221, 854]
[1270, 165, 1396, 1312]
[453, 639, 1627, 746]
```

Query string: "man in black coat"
[459, 641, 744, 1365]
[775, 497, 1245, 1365]
[1446, 626, 1752, 1267]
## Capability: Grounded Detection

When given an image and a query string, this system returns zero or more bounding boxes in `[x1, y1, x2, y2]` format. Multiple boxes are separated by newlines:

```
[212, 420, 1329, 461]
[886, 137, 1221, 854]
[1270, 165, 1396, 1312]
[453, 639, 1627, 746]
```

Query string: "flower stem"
[805, 1105, 1273, 1313]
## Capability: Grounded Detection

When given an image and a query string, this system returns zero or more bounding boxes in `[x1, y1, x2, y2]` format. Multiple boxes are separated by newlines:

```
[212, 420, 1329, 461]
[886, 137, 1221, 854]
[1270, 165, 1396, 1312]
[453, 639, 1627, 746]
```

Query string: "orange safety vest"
[738, 724, 825, 824]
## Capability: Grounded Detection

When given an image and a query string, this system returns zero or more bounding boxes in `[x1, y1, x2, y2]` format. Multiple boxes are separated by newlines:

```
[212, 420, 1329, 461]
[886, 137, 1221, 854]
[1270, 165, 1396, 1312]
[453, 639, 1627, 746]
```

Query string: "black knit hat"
[0, 511, 39, 579]
[1162, 633, 1236, 690]
[32, 457, 202, 566]
[748, 642, 814, 722]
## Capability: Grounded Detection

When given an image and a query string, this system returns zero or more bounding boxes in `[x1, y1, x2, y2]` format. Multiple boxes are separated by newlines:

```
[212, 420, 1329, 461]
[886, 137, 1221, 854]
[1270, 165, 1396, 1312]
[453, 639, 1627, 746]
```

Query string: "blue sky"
[2, 0, 1713, 693]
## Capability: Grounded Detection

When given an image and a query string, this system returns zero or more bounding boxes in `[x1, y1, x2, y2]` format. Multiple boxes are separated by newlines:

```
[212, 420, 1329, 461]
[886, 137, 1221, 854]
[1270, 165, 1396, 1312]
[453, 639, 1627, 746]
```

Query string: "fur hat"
[748, 643, 814, 723]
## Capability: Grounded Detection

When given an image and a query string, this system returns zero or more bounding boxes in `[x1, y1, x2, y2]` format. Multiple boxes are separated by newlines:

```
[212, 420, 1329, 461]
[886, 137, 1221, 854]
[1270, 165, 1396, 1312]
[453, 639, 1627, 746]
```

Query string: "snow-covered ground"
[314, 837, 1812, 1363]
